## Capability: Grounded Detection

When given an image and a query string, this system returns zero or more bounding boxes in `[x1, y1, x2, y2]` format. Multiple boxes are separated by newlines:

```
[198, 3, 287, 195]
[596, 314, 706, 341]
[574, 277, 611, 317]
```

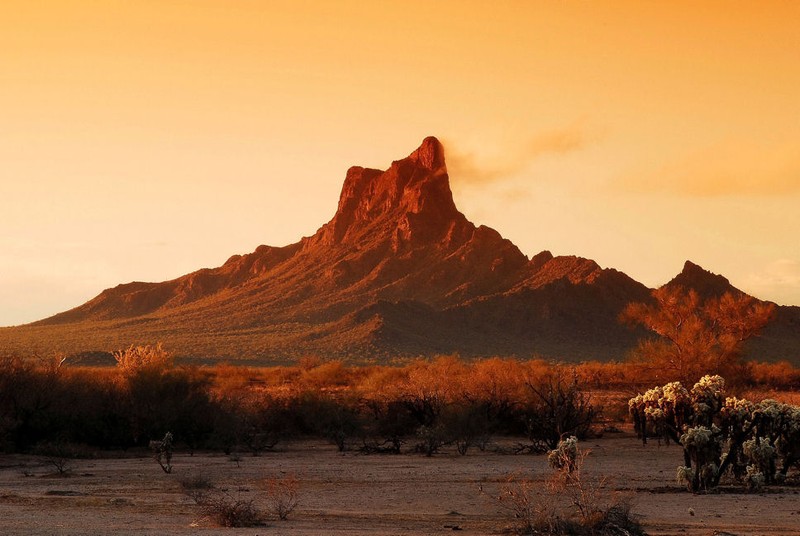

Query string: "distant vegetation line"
[1, 349, 798, 458]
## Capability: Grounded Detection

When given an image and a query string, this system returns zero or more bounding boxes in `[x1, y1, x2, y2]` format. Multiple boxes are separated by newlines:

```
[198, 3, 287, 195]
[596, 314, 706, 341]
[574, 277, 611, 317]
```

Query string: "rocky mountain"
[1, 137, 797, 364]
[662, 261, 800, 362]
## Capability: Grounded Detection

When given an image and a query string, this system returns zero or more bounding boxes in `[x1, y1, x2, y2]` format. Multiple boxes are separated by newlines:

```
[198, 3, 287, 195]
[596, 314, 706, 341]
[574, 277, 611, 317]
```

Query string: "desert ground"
[0, 432, 798, 536]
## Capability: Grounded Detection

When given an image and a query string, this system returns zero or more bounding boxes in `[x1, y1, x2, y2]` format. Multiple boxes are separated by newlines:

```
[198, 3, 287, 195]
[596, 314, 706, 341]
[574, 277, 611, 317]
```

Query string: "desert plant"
[547, 435, 579, 473]
[414, 423, 448, 456]
[440, 401, 491, 456]
[114, 343, 173, 376]
[522, 367, 598, 451]
[490, 437, 645, 535]
[622, 287, 774, 385]
[359, 399, 415, 454]
[33, 440, 90, 475]
[494, 475, 560, 535]
[630, 375, 800, 492]
[0, 355, 61, 450]
[179, 471, 215, 491]
[265, 474, 299, 520]
[194, 491, 262, 527]
[149, 431, 173, 473]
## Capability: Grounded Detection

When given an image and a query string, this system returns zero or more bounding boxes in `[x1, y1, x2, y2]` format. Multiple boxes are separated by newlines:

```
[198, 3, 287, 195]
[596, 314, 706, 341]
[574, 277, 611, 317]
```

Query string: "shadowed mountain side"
[748, 305, 800, 363]
[659, 260, 800, 364]
[663, 260, 740, 297]
[2, 137, 798, 364]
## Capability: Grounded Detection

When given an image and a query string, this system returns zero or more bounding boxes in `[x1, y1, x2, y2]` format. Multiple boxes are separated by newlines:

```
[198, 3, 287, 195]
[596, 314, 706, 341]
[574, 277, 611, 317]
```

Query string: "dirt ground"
[0, 433, 798, 535]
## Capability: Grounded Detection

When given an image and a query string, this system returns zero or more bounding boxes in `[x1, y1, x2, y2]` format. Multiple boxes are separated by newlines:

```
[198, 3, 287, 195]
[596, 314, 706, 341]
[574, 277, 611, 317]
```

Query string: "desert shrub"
[298, 359, 353, 390]
[745, 361, 800, 390]
[114, 343, 173, 376]
[414, 423, 449, 456]
[491, 438, 645, 536]
[54, 369, 133, 448]
[149, 431, 174, 473]
[265, 474, 300, 520]
[179, 471, 215, 491]
[287, 391, 362, 451]
[34, 440, 92, 475]
[0, 356, 61, 450]
[440, 401, 492, 455]
[463, 358, 527, 434]
[359, 399, 416, 454]
[124, 365, 216, 448]
[397, 358, 455, 427]
[495, 475, 560, 535]
[235, 394, 297, 455]
[194, 492, 262, 527]
[521, 367, 599, 451]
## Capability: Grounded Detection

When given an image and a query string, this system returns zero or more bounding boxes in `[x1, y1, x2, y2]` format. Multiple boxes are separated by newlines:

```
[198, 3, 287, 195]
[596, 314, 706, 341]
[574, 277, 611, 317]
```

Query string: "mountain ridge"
[4, 137, 798, 364]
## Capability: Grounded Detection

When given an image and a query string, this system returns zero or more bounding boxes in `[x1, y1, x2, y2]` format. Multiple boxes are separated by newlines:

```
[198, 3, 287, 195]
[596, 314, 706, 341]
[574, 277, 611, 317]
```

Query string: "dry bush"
[265, 474, 300, 520]
[113, 343, 173, 376]
[491, 438, 645, 536]
[522, 367, 599, 451]
[179, 471, 215, 491]
[149, 432, 174, 474]
[34, 440, 91, 476]
[745, 361, 800, 390]
[299, 359, 353, 390]
[195, 492, 262, 527]
[494, 475, 561, 535]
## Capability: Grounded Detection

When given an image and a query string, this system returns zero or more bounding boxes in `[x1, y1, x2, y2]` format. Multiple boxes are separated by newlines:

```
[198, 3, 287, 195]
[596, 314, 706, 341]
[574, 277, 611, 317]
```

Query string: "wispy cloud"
[742, 259, 800, 306]
[616, 140, 800, 197]
[444, 122, 596, 186]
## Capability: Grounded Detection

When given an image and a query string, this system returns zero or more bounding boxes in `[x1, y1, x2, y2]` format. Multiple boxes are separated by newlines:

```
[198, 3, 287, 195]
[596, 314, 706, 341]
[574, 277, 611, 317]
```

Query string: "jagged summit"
[407, 136, 446, 171]
[320, 136, 458, 247]
[665, 260, 738, 297]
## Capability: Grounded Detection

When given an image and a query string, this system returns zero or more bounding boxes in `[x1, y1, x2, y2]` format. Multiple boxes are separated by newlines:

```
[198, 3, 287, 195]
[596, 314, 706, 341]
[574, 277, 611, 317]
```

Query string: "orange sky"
[2, 1, 799, 326]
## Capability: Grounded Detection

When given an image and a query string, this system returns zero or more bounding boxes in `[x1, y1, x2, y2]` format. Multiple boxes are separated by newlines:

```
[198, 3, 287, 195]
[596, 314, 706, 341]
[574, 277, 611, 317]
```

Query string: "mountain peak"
[665, 260, 737, 297]
[320, 137, 459, 246]
[408, 136, 446, 171]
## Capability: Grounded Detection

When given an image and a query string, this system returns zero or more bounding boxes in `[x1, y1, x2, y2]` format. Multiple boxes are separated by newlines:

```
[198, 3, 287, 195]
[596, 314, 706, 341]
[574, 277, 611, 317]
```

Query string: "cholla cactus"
[680, 426, 713, 448]
[662, 382, 690, 408]
[676, 466, 694, 490]
[718, 397, 758, 479]
[629, 381, 692, 446]
[679, 426, 722, 491]
[742, 436, 776, 484]
[744, 464, 766, 491]
[690, 375, 725, 426]
[630, 374, 800, 492]
[721, 397, 754, 423]
[548, 436, 579, 472]
[774, 405, 800, 477]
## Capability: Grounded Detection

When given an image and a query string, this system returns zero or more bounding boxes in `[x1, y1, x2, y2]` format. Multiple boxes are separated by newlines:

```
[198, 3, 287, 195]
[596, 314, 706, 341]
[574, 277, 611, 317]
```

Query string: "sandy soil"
[0, 433, 798, 535]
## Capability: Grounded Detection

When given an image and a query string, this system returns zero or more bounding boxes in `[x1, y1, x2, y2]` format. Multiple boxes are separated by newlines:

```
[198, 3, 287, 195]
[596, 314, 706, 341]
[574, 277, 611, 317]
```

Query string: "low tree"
[622, 287, 774, 385]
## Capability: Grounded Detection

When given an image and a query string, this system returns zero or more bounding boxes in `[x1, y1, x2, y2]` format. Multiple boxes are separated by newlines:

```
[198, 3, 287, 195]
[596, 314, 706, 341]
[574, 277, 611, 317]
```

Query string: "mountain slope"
[661, 260, 800, 363]
[1, 137, 797, 364]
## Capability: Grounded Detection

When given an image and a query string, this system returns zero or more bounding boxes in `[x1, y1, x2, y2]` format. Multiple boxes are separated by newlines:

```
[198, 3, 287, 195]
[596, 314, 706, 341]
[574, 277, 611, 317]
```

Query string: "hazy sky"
[2, 1, 799, 326]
